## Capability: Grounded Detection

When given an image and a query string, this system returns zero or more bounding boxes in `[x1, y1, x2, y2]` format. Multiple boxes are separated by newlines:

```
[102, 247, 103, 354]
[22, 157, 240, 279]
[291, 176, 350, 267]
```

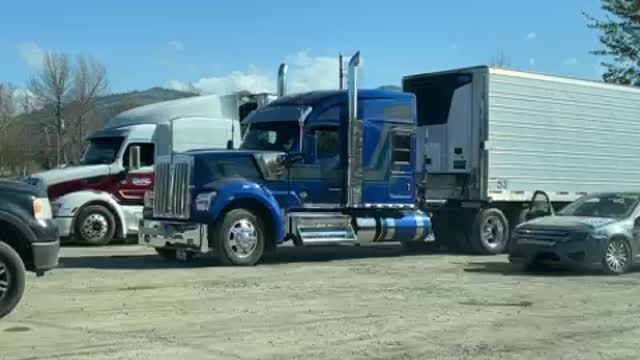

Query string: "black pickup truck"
[0, 180, 59, 319]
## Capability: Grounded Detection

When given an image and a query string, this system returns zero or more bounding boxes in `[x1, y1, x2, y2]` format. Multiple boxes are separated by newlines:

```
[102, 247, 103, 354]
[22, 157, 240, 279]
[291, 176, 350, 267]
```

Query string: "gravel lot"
[1, 244, 640, 360]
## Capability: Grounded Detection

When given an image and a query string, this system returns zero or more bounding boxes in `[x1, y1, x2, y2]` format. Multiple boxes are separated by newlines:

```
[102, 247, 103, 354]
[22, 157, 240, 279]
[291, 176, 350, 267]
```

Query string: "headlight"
[195, 192, 217, 212]
[144, 190, 154, 208]
[33, 197, 53, 220]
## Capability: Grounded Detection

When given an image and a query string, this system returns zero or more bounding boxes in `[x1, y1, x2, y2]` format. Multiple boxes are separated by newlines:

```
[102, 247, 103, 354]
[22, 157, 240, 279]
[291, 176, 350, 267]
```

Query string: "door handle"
[329, 187, 342, 192]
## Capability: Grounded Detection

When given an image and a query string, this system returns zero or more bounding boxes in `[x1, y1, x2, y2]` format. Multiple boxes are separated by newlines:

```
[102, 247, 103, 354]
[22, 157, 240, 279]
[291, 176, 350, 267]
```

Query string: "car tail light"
[33, 197, 53, 220]
[144, 190, 154, 208]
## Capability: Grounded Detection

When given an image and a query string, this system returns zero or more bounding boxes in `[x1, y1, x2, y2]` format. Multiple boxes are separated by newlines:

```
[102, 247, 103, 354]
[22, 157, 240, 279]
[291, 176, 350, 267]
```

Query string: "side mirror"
[285, 152, 304, 167]
[226, 140, 234, 150]
[128, 145, 142, 170]
[634, 217, 640, 228]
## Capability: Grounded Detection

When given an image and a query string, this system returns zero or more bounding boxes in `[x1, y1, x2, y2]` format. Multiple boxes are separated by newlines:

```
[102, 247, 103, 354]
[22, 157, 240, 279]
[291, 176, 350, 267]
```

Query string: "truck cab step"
[288, 212, 357, 245]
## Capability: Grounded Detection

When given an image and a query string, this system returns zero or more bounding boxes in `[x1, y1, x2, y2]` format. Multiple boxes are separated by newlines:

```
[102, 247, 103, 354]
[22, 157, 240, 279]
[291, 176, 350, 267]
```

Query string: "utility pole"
[339, 53, 344, 90]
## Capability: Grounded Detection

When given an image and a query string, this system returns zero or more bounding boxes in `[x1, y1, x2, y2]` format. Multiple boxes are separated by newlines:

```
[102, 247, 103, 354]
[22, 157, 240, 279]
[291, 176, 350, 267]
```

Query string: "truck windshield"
[557, 193, 640, 219]
[79, 137, 125, 165]
[240, 122, 299, 152]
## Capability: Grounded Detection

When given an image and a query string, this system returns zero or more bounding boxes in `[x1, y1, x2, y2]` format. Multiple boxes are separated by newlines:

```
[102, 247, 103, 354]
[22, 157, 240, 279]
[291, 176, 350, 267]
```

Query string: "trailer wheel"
[469, 208, 509, 255]
[75, 205, 116, 246]
[213, 209, 265, 266]
[0, 241, 26, 319]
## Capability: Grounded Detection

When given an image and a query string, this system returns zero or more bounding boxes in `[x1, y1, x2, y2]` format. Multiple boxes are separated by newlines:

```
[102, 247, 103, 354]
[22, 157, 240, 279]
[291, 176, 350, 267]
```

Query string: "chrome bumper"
[138, 220, 209, 253]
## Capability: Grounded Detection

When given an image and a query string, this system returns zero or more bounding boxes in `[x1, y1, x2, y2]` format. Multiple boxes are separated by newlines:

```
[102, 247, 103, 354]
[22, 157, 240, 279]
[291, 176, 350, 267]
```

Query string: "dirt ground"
[1, 244, 640, 360]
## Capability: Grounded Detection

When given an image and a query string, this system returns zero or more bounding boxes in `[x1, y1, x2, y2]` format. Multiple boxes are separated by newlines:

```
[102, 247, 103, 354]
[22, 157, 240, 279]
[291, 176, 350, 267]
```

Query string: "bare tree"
[28, 51, 72, 166]
[490, 49, 510, 67]
[0, 83, 16, 172]
[67, 54, 109, 161]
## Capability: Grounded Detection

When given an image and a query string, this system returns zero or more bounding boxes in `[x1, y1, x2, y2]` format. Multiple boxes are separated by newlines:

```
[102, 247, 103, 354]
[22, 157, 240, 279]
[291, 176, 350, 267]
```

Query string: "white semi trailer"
[403, 66, 640, 254]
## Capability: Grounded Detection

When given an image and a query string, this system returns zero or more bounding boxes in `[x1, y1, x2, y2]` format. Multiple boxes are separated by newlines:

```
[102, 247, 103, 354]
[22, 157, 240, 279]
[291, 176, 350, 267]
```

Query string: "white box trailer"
[403, 66, 640, 254]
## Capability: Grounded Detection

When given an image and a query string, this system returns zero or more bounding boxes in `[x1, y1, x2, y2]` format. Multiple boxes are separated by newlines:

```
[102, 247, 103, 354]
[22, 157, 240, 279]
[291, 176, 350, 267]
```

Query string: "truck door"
[289, 107, 343, 207]
[117, 142, 155, 205]
[388, 129, 414, 200]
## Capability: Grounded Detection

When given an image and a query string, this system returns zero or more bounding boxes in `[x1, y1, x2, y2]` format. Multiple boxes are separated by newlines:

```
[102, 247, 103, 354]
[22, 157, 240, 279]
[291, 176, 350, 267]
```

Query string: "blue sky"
[0, 0, 606, 94]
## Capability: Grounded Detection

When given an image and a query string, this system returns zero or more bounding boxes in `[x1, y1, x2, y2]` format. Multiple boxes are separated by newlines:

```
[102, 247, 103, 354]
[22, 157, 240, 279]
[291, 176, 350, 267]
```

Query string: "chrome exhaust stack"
[346, 51, 363, 208]
[347, 52, 360, 122]
[277, 63, 287, 97]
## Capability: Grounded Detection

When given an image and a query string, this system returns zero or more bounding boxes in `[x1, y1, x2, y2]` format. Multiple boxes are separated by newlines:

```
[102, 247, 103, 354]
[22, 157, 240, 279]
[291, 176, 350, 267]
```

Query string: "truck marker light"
[195, 192, 217, 211]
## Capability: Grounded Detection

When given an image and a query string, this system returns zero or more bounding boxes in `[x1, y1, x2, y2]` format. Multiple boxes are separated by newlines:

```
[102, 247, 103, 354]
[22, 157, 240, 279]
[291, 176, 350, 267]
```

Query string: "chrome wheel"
[605, 238, 630, 274]
[482, 215, 505, 249]
[0, 260, 9, 302]
[226, 219, 258, 259]
[81, 213, 109, 242]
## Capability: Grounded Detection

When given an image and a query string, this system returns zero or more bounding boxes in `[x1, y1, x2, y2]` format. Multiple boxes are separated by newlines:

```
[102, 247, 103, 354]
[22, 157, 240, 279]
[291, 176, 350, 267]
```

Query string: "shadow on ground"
[59, 245, 449, 270]
[462, 261, 640, 277]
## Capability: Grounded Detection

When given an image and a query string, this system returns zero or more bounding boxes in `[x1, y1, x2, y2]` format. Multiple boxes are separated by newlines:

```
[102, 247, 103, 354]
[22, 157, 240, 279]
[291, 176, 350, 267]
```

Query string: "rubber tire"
[602, 238, 632, 275]
[75, 205, 117, 246]
[468, 208, 510, 255]
[212, 209, 265, 266]
[0, 241, 26, 319]
[155, 248, 177, 260]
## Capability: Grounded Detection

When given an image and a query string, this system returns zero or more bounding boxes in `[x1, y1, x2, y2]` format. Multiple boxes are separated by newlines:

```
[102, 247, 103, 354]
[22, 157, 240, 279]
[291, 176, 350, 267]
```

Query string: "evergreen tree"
[587, 0, 640, 85]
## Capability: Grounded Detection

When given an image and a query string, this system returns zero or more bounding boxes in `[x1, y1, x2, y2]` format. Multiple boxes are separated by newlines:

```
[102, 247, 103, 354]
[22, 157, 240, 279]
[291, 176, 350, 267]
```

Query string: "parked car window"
[557, 194, 640, 219]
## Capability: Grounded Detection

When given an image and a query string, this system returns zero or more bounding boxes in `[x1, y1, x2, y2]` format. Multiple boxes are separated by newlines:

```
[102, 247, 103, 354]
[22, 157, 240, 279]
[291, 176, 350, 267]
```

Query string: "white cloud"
[10, 88, 43, 114]
[19, 42, 45, 68]
[168, 40, 184, 51]
[529, 58, 536, 67]
[526, 32, 537, 40]
[168, 51, 344, 95]
[563, 57, 578, 65]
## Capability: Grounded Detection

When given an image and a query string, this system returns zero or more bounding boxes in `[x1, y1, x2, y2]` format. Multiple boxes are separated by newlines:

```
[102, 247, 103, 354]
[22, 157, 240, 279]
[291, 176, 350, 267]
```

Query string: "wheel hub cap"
[606, 240, 629, 272]
[482, 215, 505, 247]
[0, 260, 10, 301]
[82, 214, 108, 241]
[227, 219, 258, 258]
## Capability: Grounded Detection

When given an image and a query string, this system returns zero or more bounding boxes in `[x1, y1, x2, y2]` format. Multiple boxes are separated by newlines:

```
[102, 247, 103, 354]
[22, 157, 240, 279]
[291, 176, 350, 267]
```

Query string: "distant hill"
[94, 87, 198, 114]
[19, 86, 197, 125]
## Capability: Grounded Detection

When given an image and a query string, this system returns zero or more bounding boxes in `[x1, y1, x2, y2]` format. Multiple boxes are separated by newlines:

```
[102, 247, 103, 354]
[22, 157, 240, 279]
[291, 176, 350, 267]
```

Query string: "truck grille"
[153, 156, 193, 219]
[515, 227, 574, 244]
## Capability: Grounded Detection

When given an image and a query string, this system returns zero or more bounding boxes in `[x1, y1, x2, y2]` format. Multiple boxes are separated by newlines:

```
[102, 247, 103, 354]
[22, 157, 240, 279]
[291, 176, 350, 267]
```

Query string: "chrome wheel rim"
[227, 219, 258, 259]
[0, 260, 10, 301]
[605, 239, 630, 273]
[82, 213, 108, 242]
[482, 215, 505, 248]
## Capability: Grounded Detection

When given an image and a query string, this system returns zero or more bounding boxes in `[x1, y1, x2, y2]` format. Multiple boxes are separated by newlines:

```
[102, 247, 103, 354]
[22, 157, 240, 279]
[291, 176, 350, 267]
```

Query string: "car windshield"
[79, 137, 124, 165]
[557, 193, 640, 219]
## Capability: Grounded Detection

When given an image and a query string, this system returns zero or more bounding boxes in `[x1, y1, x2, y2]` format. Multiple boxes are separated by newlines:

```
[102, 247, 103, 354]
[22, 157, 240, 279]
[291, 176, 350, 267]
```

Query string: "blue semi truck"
[138, 52, 435, 265]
